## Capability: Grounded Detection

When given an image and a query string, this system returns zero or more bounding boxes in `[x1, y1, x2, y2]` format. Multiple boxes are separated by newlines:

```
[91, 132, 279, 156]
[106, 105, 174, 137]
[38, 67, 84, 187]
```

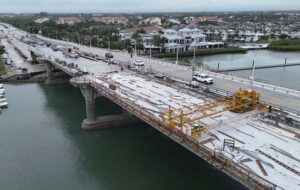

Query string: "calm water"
[181, 50, 300, 89]
[0, 83, 246, 190]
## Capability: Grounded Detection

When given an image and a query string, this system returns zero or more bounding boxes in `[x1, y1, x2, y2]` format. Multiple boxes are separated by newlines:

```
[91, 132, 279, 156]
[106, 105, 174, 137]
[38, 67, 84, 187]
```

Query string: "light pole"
[150, 41, 153, 73]
[39, 23, 42, 35]
[176, 45, 179, 65]
[134, 39, 137, 57]
[192, 46, 196, 80]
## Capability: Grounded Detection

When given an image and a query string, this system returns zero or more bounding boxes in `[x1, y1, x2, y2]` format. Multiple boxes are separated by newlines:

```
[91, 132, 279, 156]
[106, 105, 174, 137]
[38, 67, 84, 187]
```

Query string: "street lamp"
[134, 39, 137, 57]
[176, 44, 179, 65]
[149, 41, 153, 73]
[192, 46, 196, 80]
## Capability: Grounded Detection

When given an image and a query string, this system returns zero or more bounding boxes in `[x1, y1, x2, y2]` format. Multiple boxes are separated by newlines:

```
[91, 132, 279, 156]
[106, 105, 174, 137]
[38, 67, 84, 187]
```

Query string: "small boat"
[0, 95, 4, 98]
[0, 89, 5, 94]
[0, 84, 3, 89]
[0, 98, 7, 102]
[0, 101, 8, 108]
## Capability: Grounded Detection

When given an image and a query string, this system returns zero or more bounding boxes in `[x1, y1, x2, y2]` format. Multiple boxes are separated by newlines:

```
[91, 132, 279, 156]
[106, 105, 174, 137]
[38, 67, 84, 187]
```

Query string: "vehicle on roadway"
[68, 52, 79, 58]
[190, 80, 200, 88]
[81, 67, 88, 74]
[105, 52, 114, 62]
[193, 73, 214, 84]
[133, 60, 144, 66]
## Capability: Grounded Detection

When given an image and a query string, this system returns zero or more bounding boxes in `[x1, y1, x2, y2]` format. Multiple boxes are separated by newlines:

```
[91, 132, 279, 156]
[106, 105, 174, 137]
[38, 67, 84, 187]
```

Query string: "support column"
[70, 78, 142, 130]
[81, 85, 97, 129]
[46, 62, 53, 81]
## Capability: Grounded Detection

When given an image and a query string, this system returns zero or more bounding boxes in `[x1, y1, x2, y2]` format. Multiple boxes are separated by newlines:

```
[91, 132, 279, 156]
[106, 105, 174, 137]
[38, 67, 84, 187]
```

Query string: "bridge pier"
[71, 78, 141, 130]
[81, 85, 96, 124]
[44, 61, 70, 85]
[46, 61, 54, 81]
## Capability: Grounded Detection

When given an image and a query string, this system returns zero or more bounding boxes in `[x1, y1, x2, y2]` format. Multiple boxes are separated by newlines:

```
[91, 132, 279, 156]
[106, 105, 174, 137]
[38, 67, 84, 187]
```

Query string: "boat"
[0, 98, 7, 102]
[239, 43, 269, 50]
[0, 97, 7, 101]
[0, 101, 8, 108]
[0, 89, 5, 94]
[0, 84, 3, 88]
[0, 95, 4, 98]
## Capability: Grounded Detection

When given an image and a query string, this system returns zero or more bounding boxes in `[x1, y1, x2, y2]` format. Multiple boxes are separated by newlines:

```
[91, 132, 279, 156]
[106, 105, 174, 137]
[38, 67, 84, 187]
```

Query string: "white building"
[167, 19, 181, 25]
[163, 27, 224, 53]
[93, 16, 128, 25]
[140, 17, 162, 26]
[34, 17, 50, 24]
[57, 16, 82, 25]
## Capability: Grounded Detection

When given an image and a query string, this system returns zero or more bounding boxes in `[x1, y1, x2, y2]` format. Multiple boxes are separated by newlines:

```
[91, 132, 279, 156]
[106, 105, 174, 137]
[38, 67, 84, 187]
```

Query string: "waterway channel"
[0, 83, 246, 190]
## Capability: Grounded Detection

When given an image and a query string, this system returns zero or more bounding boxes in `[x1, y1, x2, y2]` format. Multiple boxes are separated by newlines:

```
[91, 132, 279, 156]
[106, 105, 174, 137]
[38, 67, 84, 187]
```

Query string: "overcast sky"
[0, 0, 299, 13]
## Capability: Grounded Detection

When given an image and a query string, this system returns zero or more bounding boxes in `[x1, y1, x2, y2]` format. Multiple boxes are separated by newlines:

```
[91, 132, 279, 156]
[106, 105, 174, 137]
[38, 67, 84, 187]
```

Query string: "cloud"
[0, 0, 299, 13]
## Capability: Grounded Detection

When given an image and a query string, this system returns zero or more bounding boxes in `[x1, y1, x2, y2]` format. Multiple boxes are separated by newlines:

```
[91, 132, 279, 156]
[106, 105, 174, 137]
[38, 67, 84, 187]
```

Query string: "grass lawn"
[0, 57, 6, 75]
[268, 39, 300, 51]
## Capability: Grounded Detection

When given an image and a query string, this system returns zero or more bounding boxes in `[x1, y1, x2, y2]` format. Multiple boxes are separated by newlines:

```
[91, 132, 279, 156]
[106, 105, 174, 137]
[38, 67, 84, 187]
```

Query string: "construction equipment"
[191, 124, 204, 137]
[161, 89, 261, 138]
[226, 89, 260, 113]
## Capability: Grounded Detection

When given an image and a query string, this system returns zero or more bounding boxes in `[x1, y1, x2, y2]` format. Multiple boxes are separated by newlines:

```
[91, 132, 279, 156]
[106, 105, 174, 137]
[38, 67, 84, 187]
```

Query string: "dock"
[214, 62, 300, 72]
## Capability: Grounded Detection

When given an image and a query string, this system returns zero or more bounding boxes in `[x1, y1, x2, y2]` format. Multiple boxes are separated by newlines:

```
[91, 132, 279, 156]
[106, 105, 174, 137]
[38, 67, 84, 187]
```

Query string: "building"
[198, 16, 222, 23]
[119, 25, 164, 41]
[139, 17, 162, 26]
[34, 17, 50, 24]
[163, 27, 224, 53]
[93, 16, 128, 25]
[57, 16, 82, 25]
[167, 19, 181, 25]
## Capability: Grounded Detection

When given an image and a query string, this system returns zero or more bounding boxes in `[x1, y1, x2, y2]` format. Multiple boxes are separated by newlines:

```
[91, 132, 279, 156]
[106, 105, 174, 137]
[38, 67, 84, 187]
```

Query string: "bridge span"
[1, 23, 300, 190]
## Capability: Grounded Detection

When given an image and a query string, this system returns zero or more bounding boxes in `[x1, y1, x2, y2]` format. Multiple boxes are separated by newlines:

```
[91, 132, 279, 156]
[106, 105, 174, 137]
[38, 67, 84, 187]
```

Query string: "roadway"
[4, 29, 300, 114]
[36, 36, 300, 113]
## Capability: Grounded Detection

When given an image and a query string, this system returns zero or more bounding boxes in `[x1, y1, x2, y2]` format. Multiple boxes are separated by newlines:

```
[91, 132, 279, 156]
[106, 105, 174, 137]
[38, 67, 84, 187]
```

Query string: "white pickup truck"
[193, 73, 214, 84]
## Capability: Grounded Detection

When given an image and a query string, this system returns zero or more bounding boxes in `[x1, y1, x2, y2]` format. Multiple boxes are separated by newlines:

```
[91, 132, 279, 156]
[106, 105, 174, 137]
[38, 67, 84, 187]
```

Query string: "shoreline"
[153, 48, 247, 58]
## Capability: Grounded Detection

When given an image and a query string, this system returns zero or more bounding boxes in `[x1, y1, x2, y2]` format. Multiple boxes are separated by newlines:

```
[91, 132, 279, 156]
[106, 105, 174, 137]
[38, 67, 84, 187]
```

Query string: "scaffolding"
[161, 89, 262, 138]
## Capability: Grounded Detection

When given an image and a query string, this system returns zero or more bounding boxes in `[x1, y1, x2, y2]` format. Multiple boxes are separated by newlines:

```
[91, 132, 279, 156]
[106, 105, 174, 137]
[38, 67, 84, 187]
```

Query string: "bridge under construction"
[1, 23, 300, 190]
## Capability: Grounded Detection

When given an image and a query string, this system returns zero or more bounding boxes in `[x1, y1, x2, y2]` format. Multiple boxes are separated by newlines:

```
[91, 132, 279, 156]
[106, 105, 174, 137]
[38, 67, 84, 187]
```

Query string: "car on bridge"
[133, 60, 144, 66]
[105, 53, 114, 62]
[193, 73, 214, 84]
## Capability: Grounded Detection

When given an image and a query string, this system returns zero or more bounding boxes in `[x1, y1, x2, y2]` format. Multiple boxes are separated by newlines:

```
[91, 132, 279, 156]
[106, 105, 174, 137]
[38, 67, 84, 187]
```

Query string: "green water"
[0, 83, 246, 190]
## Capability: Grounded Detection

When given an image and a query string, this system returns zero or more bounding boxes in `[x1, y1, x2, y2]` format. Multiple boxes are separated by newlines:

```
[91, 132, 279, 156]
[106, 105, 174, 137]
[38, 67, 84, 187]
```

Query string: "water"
[181, 50, 300, 89]
[0, 83, 246, 190]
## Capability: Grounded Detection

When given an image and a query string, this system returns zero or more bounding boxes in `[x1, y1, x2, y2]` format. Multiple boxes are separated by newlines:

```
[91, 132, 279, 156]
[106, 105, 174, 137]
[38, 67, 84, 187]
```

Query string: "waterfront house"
[163, 27, 224, 52]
